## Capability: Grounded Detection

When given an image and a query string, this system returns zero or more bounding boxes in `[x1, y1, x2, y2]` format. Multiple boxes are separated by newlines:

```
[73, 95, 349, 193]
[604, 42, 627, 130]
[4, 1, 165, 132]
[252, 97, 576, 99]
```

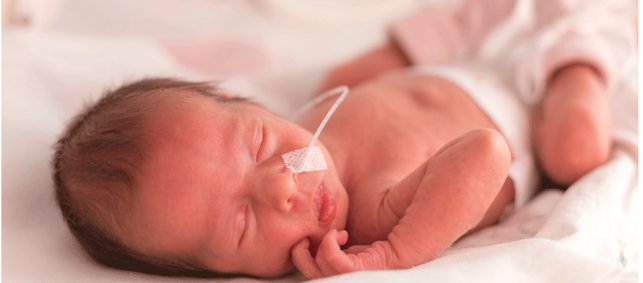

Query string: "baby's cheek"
[255, 256, 295, 277]
[244, 256, 295, 277]
[265, 244, 299, 275]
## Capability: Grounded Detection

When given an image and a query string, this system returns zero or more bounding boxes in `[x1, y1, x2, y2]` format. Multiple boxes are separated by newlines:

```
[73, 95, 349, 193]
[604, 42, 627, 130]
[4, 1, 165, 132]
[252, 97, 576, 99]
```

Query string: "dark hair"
[52, 77, 248, 277]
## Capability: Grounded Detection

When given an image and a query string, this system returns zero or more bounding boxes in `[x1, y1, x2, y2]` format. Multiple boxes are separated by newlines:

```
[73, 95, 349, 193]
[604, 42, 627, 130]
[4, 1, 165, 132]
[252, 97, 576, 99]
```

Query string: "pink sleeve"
[389, 0, 517, 65]
[535, 31, 615, 95]
[515, 0, 636, 105]
[389, 5, 465, 65]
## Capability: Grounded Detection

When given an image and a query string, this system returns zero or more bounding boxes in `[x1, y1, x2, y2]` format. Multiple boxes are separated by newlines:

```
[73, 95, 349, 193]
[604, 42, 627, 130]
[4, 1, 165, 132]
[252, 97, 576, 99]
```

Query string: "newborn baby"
[52, 63, 606, 278]
[53, 0, 628, 279]
[53, 75, 520, 278]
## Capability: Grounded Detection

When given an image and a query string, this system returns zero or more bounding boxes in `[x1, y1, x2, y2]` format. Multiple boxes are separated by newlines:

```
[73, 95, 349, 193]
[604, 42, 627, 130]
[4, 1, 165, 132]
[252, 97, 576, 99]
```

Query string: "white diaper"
[406, 65, 539, 209]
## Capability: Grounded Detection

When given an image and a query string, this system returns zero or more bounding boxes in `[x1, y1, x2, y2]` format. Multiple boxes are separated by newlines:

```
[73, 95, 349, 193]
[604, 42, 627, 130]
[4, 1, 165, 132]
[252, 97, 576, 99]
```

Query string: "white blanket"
[2, 2, 638, 282]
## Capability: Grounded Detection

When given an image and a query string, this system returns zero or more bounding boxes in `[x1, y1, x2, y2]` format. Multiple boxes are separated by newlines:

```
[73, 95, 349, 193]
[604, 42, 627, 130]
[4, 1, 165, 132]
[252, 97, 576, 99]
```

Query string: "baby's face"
[121, 93, 349, 277]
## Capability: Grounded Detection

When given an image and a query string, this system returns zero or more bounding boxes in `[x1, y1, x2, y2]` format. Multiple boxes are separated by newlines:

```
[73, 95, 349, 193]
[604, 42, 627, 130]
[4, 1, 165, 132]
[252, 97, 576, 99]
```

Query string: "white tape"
[281, 86, 349, 173]
[282, 146, 327, 173]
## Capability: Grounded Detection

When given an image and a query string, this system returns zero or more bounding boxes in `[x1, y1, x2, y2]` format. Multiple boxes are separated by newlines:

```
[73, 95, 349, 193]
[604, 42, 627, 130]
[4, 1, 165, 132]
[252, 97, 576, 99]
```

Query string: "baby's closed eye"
[252, 122, 264, 163]
[236, 203, 249, 248]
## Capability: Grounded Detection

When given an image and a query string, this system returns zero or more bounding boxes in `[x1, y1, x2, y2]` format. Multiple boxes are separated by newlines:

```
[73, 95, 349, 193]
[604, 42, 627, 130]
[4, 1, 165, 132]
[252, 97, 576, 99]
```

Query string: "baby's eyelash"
[239, 203, 249, 247]
[255, 125, 265, 162]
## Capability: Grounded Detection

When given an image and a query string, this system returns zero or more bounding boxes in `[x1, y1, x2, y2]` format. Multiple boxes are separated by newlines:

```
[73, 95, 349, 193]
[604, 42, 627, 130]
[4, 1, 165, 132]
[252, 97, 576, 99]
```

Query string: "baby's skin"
[293, 62, 608, 279]
[290, 75, 515, 278]
[126, 0, 619, 274]
[120, 73, 516, 279]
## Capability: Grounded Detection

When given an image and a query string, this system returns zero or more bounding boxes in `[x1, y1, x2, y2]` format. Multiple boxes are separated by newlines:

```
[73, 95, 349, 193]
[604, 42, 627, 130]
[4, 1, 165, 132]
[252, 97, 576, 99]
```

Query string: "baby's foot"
[533, 64, 611, 185]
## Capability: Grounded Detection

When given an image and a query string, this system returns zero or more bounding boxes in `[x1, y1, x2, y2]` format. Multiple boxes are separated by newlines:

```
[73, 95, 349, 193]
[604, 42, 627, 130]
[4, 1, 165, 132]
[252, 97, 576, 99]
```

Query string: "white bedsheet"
[2, 1, 639, 282]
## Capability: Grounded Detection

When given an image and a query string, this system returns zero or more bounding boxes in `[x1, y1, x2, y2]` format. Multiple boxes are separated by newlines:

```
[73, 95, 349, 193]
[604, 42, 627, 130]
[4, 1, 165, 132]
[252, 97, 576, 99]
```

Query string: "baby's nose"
[256, 167, 296, 213]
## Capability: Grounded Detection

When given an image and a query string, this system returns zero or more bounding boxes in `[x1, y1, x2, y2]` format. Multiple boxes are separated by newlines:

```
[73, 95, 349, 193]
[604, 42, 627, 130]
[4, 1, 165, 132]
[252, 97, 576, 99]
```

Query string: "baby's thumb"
[337, 230, 349, 246]
[291, 238, 321, 279]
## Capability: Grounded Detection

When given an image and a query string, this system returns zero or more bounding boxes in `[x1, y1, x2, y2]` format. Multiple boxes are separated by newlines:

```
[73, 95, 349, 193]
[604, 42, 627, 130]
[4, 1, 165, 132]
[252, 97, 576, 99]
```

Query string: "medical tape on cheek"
[281, 86, 349, 173]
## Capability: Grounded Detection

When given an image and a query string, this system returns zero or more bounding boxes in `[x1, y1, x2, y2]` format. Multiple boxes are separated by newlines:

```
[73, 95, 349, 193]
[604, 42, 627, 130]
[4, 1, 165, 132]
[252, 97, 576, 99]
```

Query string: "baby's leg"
[533, 63, 611, 185]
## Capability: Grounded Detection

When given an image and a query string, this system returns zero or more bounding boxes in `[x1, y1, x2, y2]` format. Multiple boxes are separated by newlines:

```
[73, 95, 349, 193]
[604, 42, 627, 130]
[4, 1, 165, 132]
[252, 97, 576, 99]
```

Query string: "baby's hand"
[291, 230, 394, 279]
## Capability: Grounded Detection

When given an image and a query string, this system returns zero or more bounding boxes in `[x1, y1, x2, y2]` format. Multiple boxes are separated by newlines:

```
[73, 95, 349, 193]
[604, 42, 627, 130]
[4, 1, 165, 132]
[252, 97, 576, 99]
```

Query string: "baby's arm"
[292, 129, 511, 278]
[533, 63, 611, 185]
[516, 1, 635, 184]
[319, 40, 409, 92]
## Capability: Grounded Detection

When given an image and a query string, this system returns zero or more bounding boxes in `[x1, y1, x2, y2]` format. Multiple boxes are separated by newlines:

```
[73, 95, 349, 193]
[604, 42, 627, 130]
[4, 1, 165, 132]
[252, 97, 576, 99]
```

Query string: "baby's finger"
[291, 238, 322, 279]
[315, 230, 341, 276]
[317, 230, 355, 275]
[336, 230, 349, 246]
[344, 244, 370, 254]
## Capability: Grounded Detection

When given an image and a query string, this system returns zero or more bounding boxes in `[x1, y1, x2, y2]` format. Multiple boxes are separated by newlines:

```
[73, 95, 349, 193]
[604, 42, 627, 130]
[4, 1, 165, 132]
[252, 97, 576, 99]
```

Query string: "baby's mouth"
[313, 183, 336, 225]
[307, 183, 336, 257]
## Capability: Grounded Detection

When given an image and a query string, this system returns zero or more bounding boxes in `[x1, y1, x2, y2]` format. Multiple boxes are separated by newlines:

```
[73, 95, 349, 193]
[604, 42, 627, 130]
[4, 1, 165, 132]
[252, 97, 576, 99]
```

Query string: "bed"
[2, 0, 639, 282]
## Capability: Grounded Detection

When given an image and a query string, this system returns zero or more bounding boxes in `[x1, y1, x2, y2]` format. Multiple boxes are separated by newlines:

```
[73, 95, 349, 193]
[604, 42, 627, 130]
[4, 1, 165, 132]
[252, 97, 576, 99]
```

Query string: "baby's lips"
[316, 183, 337, 225]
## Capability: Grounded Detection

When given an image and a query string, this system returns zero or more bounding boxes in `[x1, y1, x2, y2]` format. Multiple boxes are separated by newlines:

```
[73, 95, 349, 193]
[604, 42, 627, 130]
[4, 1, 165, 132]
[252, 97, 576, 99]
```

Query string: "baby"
[52, 0, 630, 279]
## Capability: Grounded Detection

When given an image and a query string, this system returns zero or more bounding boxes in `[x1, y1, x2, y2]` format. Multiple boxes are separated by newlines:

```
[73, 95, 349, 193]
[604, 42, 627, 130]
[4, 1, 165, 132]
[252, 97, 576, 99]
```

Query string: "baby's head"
[52, 78, 349, 277]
